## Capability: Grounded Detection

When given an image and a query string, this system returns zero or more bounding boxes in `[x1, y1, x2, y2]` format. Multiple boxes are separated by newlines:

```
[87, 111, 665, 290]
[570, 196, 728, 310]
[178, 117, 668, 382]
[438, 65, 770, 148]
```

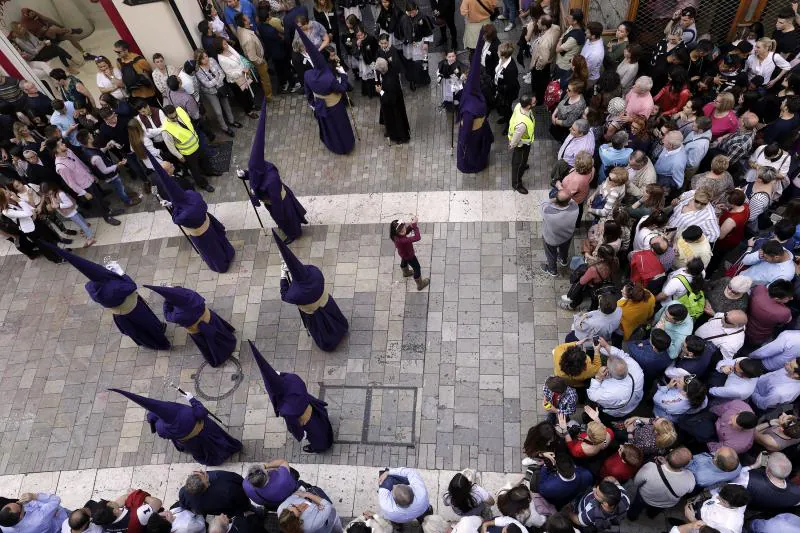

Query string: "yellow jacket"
[553, 341, 602, 388]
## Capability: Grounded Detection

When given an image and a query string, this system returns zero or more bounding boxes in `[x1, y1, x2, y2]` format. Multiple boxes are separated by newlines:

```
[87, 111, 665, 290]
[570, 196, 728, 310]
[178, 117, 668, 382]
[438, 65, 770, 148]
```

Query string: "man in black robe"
[375, 58, 410, 145]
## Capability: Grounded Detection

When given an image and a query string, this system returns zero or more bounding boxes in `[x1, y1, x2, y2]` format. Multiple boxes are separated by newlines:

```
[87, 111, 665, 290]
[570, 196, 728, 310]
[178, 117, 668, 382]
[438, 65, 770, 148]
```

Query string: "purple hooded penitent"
[148, 152, 235, 273]
[296, 24, 355, 155]
[50, 245, 170, 350]
[110, 388, 241, 466]
[145, 284, 236, 368]
[272, 229, 348, 351]
[457, 29, 494, 174]
[247, 341, 333, 452]
[247, 101, 307, 243]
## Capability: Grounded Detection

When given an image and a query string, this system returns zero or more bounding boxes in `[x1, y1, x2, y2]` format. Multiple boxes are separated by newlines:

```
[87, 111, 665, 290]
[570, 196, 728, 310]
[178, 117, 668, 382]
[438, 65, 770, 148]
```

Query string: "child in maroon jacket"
[390, 216, 430, 290]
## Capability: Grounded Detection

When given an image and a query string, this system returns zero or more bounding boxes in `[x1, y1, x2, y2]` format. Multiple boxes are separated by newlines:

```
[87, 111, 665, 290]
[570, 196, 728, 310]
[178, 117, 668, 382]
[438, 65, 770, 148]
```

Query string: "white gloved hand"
[236, 168, 246, 179]
[280, 261, 289, 279]
[160, 199, 172, 208]
[183, 391, 194, 400]
[336, 66, 346, 75]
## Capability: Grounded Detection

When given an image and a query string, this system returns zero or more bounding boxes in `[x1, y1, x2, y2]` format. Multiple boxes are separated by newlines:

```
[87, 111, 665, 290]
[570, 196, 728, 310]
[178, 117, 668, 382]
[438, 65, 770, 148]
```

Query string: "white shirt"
[135, 109, 168, 143]
[699, 492, 745, 533]
[581, 39, 604, 81]
[495, 515, 532, 533]
[169, 507, 206, 533]
[217, 49, 248, 82]
[494, 57, 512, 85]
[587, 345, 644, 417]
[661, 268, 698, 299]
[746, 52, 790, 83]
[2, 200, 35, 233]
[695, 314, 745, 359]
[96, 68, 128, 100]
[56, 191, 78, 218]
[178, 71, 200, 102]
[709, 357, 758, 400]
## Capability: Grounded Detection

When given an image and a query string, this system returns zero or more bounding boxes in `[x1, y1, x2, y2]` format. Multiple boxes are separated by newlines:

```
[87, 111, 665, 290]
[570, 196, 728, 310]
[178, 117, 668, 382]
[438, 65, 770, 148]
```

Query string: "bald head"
[767, 452, 792, 479]
[667, 447, 692, 469]
[741, 112, 759, 130]
[664, 131, 684, 149]
[725, 310, 747, 327]
[715, 447, 740, 471]
[392, 484, 414, 507]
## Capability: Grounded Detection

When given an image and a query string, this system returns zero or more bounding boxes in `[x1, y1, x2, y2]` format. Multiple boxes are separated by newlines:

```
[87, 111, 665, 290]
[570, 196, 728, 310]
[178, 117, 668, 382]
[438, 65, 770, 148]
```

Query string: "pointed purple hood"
[248, 340, 283, 417]
[295, 23, 328, 72]
[109, 388, 182, 423]
[272, 229, 308, 282]
[47, 244, 137, 307]
[247, 100, 283, 200]
[144, 284, 205, 328]
[460, 29, 487, 117]
[147, 151, 208, 228]
[272, 230, 327, 305]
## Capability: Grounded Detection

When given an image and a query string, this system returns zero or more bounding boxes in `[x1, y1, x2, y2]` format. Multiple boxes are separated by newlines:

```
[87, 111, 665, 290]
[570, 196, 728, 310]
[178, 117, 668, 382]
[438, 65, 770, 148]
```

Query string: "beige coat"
[530, 25, 561, 70]
[236, 26, 266, 66]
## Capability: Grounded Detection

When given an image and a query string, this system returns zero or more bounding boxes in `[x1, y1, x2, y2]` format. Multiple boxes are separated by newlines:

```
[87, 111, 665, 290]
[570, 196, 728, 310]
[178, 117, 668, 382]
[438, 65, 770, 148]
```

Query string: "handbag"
[543, 79, 561, 111]
[590, 193, 607, 210]
[475, 0, 500, 21]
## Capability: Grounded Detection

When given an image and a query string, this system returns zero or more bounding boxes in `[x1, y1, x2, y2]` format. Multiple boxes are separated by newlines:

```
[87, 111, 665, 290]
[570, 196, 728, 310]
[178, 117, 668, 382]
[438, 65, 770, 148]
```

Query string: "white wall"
[112, 0, 204, 66]
[0, 0, 93, 33]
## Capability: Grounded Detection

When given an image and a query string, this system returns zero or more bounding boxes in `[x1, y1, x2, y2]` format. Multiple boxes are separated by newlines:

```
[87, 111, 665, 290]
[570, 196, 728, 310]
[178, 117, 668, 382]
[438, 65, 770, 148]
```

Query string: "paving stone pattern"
[0, 221, 577, 476]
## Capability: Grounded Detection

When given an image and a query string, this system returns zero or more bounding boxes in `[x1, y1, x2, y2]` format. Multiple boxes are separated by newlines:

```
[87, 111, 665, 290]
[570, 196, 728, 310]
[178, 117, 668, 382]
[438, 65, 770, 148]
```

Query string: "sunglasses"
[684, 374, 697, 385]
[694, 201, 708, 207]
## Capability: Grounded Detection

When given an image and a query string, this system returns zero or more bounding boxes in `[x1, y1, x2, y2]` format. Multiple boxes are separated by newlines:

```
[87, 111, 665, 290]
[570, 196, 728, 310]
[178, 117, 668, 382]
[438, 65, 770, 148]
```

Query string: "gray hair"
[664, 130, 684, 149]
[758, 167, 777, 183]
[630, 150, 648, 165]
[392, 484, 414, 507]
[767, 452, 792, 479]
[375, 58, 389, 74]
[184, 474, 207, 495]
[608, 357, 628, 379]
[246, 465, 270, 488]
[635, 76, 653, 92]
[611, 130, 629, 148]
[572, 119, 590, 136]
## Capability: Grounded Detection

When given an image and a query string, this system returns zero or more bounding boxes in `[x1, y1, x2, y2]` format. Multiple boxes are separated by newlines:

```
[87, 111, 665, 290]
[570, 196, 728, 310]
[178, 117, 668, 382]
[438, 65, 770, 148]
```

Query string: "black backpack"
[120, 56, 153, 91]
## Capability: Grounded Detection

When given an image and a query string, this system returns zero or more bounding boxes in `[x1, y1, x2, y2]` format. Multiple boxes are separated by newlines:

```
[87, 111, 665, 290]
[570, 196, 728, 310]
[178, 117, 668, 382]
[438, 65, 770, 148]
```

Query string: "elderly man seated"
[654, 130, 688, 196]
[686, 448, 741, 488]
[624, 150, 657, 201]
[587, 337, 645, 420]
[740, 452, 800, 510]
[377, 467, 431, 525]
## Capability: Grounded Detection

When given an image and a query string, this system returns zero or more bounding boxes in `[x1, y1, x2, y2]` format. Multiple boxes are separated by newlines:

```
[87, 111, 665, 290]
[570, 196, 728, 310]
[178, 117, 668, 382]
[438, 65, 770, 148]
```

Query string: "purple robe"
[252, 162, 307, 243]
[304, 69, 356, 155]
[86, 276, 170, 350]
[171, 192, 235, 273]
[146, 398, 242, 466]
[456, 29, 494, 174]
[276, 373, 334, 452]
[280, 271, 348, 352]
[149, 285, 236, 367]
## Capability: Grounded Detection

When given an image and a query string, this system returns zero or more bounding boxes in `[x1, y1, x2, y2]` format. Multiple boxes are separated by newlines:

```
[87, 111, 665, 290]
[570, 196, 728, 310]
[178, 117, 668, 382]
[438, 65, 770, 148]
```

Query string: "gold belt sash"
[181, 215, 210, 237]
[472, 117, 485, 131]
[178, 420, 205, 441]
[110, 292, 139, 315]
[185, 306, 211, 334]
[262, 186, 287, 207]
[297, 290, 330, 314]
[299, 405, 313, 426]
[313, 92, 342, 107]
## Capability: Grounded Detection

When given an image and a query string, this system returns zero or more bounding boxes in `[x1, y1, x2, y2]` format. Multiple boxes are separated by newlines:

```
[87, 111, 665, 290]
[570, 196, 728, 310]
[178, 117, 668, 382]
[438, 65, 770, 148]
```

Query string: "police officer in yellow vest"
[507, 95, 535, 195]
[162, 105, 216, 193]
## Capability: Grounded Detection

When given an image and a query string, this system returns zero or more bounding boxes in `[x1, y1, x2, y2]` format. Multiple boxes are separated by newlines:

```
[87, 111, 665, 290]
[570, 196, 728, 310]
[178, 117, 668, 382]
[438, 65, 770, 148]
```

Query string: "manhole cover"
[193, 356, 244, 401]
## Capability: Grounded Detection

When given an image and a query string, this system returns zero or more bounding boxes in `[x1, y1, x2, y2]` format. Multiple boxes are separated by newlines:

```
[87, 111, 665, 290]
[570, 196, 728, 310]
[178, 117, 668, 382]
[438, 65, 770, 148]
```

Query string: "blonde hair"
[574, 151, 594, 174]
[711, 154, 730, 174]
[609, 167, 629, 185]
[693, 187, 711, 204]
[499, 42, 515, 58]
[193, 48, 208, 64]
[716, 92, 735, 112]
[586, 421, 608, 444]
[654, 418, 677, 449]
[757, 37, 777, 53]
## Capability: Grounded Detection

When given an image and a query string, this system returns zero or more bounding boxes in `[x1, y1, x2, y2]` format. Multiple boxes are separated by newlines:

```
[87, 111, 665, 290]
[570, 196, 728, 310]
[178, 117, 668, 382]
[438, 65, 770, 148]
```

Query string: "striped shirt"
[667, 192, 720, 242]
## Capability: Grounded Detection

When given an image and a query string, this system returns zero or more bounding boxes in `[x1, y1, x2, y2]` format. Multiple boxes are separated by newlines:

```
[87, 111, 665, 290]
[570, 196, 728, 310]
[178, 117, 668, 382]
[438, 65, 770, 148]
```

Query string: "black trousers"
[34, 44, 72, 67]
[183, 150, 211, 188]
[228, 82, 255, 112]
[511, 144, 531, 189]
[437, 9, 458, 49]
[400, 256, 422, 279]
[530, 66, 551, 106]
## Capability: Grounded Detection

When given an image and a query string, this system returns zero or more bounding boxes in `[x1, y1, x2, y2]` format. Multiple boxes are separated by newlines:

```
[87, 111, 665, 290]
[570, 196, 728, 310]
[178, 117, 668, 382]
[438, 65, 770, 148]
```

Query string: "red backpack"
[630, 249, 665, 285]
[543, 79, 562, 111]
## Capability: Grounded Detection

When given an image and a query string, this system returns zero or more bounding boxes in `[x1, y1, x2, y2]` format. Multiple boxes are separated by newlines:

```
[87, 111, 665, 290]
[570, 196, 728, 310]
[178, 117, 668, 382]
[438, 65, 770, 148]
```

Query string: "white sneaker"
[522, 457, 542, 467]
[497, 14, 507, 20]
[504, 23, 515, 32]
[560, 294, 571, 302]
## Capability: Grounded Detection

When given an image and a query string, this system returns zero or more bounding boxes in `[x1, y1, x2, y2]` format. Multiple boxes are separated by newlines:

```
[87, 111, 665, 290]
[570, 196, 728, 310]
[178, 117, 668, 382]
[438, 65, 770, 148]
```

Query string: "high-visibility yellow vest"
[163, 107, 199, 156]
[507, 103, 535, 145]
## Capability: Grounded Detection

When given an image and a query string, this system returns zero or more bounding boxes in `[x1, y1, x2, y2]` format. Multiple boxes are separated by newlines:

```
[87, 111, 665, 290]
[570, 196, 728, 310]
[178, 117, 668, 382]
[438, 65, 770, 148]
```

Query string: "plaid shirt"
[543, 384, 578, 417]
[717, 129, 755, 165]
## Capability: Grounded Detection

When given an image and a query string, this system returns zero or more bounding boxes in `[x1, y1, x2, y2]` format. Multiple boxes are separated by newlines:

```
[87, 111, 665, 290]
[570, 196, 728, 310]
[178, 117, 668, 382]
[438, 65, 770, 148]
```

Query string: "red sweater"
[567, 428, 615, 458]
[654, 84, 691, 116]
[392, 223, 421, 260]
[599, 453, 640, 483]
